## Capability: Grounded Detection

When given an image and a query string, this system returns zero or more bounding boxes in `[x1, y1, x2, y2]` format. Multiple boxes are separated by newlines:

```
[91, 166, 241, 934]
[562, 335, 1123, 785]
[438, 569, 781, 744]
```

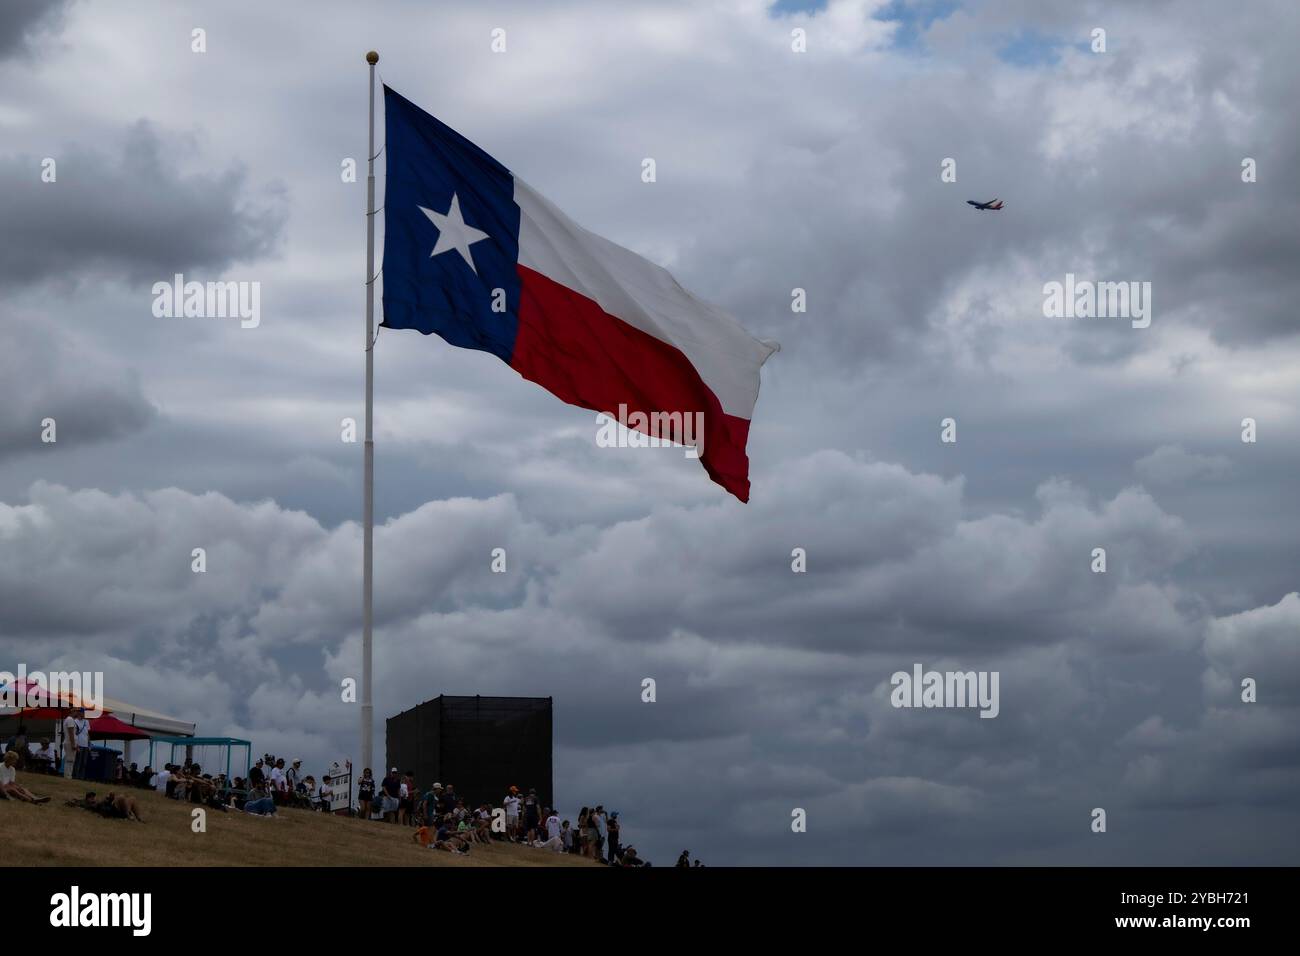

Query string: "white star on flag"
[418, 193, 490, 273]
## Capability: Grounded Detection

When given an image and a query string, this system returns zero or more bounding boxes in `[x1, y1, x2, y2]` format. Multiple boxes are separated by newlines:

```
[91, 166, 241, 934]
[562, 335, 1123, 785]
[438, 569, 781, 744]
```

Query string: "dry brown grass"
[0, 771, 598, 867]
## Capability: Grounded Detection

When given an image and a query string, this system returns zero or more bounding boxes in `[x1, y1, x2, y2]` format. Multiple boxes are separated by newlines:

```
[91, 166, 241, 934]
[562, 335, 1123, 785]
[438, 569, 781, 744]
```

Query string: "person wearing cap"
[606, 810, 622, 864]
[286, 758, 301, 792]
[504, 787, 521, 839]
[380, 767, 402, 822]
[421, 783, 441, 827]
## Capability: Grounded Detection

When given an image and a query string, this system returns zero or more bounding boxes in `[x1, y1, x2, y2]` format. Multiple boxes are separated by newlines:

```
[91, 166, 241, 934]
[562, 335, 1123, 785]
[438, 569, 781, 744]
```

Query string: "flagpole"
[361, 49, 379, 779]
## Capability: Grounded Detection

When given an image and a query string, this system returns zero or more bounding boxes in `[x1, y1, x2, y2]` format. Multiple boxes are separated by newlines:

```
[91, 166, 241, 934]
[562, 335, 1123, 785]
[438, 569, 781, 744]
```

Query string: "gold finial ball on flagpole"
[366, 51, 379, 65]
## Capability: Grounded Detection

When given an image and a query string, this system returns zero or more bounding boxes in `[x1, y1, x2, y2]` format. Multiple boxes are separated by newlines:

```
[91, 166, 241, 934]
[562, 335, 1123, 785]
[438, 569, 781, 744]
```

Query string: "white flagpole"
[361, 50, 379, 778]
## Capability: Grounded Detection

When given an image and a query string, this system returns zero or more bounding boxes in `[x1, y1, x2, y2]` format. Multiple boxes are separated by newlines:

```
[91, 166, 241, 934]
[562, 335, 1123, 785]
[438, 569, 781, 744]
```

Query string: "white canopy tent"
[1, 684, 195, 768]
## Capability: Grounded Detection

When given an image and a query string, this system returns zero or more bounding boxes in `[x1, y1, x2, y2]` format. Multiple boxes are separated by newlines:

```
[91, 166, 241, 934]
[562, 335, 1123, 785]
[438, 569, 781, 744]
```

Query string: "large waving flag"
[380, 86, 778, 501]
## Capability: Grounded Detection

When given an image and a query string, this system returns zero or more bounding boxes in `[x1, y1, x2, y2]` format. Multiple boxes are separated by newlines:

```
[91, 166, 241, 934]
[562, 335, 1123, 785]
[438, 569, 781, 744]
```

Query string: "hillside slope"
[1, 772, 597, 867]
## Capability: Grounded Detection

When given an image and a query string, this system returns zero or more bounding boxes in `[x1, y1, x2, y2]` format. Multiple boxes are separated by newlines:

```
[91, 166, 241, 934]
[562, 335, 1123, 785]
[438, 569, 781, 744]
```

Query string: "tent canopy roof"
[150, 736, 251, 746]
[89, 714, 151, 740]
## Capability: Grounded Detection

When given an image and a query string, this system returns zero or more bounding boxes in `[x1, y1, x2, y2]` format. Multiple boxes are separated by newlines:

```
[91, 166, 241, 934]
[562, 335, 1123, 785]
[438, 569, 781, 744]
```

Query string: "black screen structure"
[386, 695, 553, 810]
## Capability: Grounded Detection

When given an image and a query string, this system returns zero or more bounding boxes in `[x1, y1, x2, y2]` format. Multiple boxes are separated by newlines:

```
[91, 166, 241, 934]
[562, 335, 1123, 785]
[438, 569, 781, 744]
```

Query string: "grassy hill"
[1, 772, 598, 867]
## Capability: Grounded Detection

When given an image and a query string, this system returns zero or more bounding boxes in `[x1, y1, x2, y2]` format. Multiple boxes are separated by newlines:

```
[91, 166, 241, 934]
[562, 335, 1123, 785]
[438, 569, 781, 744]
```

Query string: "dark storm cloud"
[0, 317, 155, 462]
[7, 440, 1293, 863]
[0, 0, 72, 59]
[0, 121, 285, 286]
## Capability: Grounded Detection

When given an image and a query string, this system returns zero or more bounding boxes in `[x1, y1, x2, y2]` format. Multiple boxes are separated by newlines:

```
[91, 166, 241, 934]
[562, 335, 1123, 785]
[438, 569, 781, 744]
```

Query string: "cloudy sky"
[2, 0, 1298, 865]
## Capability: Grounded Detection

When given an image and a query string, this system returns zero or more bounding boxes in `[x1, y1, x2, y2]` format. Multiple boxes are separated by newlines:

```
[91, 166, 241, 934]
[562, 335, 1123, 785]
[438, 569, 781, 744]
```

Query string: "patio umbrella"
[89, 714, 150, 740]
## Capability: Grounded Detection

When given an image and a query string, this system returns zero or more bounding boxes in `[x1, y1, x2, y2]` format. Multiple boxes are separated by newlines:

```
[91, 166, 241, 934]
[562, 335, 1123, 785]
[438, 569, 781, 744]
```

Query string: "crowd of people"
[351, 767, 653, 865]
[3, 732, 675, 866]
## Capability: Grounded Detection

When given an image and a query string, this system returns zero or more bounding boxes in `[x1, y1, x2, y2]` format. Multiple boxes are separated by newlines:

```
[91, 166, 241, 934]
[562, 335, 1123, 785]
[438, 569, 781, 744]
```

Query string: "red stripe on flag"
[510, 265, 756, 501]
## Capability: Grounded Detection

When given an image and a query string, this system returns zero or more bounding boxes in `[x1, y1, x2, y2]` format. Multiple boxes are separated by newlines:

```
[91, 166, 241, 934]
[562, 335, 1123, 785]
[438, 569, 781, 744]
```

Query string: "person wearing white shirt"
[152, 765, 172, 793]
[504, 790, 522, 838]
[62, 707, 90, 779]
[538, 810, 564, 852]
[1, 751, 50, 803]
[269, 759, 288, 797]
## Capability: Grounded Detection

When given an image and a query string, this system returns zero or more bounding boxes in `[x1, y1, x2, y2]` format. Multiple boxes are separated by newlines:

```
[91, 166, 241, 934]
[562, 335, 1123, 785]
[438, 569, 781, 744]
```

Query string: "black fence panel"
[386, 696, 553, 810]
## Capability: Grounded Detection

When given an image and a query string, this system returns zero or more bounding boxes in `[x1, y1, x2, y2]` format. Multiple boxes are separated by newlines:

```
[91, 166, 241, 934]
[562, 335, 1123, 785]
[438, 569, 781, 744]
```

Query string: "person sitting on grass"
[0, 750, 51, 803]
[474, 805, 495, 843]
[179, 764, 217, 804]
[151, 763, 173, 796]
[456, 817, 477, 844]
[243, 782, 277, 816]
[32, 739, 56, 774]
[620, 846, 647, 867]
[190, 774, 228, 813]
[168, 763, 187, 800]
[297, 774, 318, 809]
[536, 808, 564, 852]
[434, 815, 471, 854]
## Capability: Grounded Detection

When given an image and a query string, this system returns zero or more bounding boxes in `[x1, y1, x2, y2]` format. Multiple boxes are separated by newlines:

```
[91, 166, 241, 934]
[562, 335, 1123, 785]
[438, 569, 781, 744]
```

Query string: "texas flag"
[380, 86, 779, 501]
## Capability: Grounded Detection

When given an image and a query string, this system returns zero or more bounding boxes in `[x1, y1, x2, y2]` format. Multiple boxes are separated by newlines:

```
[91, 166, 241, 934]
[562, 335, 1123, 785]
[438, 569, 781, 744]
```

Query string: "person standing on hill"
[62, 707, 89, 779]
[504, 786, 522, 840]
[357, 768, 376, 820]
[380, 767, 402, 821]
[440, 783, 459, 815]
[594, 805, 608, 862]
[606, 811, 621, 864]
[523, 788, 540, 842]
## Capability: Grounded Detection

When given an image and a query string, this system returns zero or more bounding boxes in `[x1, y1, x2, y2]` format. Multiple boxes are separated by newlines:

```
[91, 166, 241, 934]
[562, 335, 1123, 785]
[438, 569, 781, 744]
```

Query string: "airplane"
[966, 199, 1004, 210]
